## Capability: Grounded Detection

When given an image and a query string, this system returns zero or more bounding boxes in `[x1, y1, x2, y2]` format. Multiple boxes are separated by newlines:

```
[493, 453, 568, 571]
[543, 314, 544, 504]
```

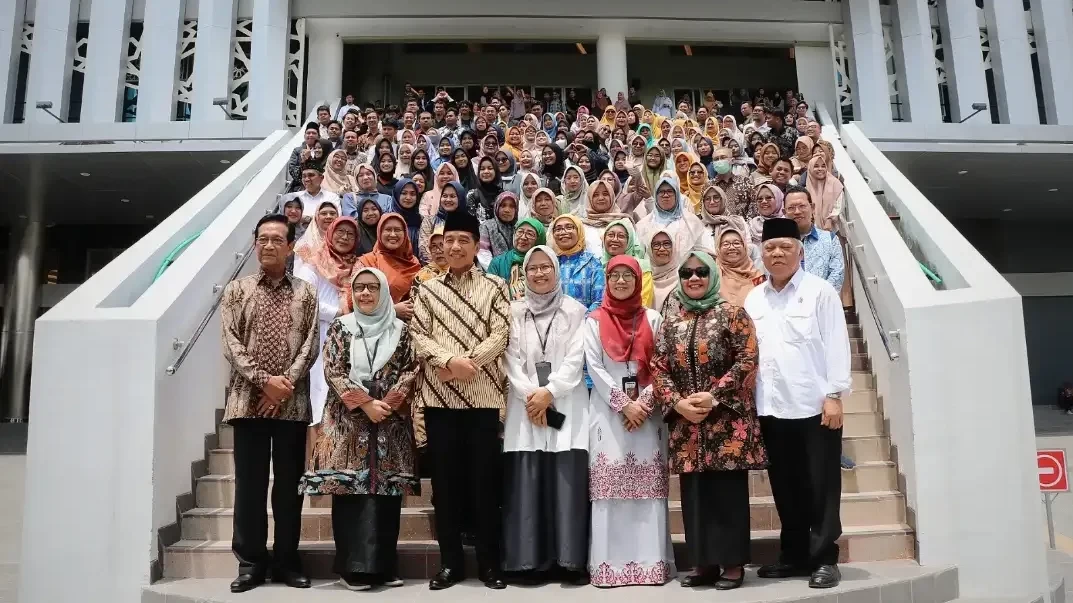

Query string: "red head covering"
[590, 255, 655, 387]
[310, 216, 360, 311]
[356, 213, 422, 303]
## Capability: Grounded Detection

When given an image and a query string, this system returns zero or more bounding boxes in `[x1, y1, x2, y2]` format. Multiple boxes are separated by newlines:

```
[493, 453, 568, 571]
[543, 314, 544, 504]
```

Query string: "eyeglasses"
[333, 229, 356, 241]
[604, 231, 627, 242]
[255, 236, 288, 247]
[525, 264, 555, 275]
[381, 226, 405, 235]
[650, 241, 673, 251]
[607, 271, 637, 283]
[678, 266, 711, 279]
[516, 229, 537, 240]
[657, 189, 676, 197]
[353, 283, 381, 293]
[719, 240, 744, 249]
[688, 169, 705, 176]
[552, 224, 577, 234]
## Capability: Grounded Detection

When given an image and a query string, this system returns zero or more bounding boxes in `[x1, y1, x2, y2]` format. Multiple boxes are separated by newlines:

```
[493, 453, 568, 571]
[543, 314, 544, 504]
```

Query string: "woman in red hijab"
[356, 213, 422, 320]
[583, 255, 675, 587]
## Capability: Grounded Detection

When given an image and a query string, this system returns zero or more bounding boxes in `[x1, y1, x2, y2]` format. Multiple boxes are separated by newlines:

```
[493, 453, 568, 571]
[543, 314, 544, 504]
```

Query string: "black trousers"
[680, 470, 751, 569]
[332, 494, 402, 578]
[230, 418, 307, 575]
[759, 415, 843, 567]
[425, 407, 502, 574]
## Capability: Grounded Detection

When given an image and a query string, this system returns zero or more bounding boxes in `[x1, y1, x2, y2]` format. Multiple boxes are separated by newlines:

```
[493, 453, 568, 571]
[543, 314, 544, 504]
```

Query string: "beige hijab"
[323, 150, 356, 194]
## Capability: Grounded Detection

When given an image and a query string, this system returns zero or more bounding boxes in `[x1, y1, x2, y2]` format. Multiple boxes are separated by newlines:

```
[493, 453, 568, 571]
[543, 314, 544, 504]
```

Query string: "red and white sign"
[1038, 449, 1068, 492]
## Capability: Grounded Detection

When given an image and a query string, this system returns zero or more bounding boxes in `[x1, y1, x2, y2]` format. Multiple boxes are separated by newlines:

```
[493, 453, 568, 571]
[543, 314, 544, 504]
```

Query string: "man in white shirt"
[335, 94, 360, 121]
[280, 164, 341, 220]
[743, 217, 851, 589]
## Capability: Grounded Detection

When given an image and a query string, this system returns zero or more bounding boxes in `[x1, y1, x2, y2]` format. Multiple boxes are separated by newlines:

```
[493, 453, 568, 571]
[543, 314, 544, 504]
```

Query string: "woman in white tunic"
[502, 245, 591, 585]
[585, 255, 675, 587]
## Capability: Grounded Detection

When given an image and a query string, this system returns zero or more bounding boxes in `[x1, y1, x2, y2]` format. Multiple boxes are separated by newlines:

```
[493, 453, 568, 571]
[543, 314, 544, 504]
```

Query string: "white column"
[982, 0, 1037, 124]
[24, 0, 78, 124]
[191, 0, 238, 122]
[82, 0, 133, 123]
[136, 0, 185, 123]
[596, 33, 628, 101]
[0, 0, 26, 123]
[304, 19, 342, 112]
[844, 0, 890, 123]
[893, 0, 941, 123]
[248, 0, 289, 123]
[794, 45, 838, 119]
[1030, 0, 1073, 125]
[938, 0, 989, 123]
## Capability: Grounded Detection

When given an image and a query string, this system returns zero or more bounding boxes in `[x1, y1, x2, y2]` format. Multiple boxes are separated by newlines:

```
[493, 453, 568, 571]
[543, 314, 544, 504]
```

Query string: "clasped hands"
[674, 391, 716, 424]
[436, 356, 478, 383]
[525, 387, 553, 426]
[255, 375, 294, 418]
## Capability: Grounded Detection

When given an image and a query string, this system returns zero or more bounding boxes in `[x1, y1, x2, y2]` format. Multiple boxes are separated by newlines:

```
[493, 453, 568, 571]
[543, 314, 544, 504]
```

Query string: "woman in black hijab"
[374, 151, 399, 196]
[408, 147, 434, 188]
[459, 130, 478, 159]
[540, 144, 566, 196]
[451, 147, 478, 191]
[466, 155, 503, 222]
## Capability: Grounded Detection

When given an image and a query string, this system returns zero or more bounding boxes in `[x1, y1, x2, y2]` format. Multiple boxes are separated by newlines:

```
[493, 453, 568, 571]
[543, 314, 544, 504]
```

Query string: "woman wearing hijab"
[344, 164, 393, 216]
[408, 147, 434, 188]
[357, 213, 423, 321]
[695, 137, 715, 171]
[419, 181, 466, 265]
[651, 249, 764, 591]
[713, 226, 766, 306]
[515, 171, 542, 219]
[699, 185, 749, 250]
[459, 130, 478, 158]
[683, 159, 708, 215]
[480, 132, 501, 159]
[540, 144, 566, 195]
[450, 147, 478, 191]
[294, 199, 341, 274]
[323, 150, 357, 194]
[478, 190, 519, 269]
[419, 163, 461, 219]
[805, 155, 845, 233]
[585, 255, 674, 588]
[488, 218, 546, 300]
[599, 104, 617, 128]
[792, 136, 816, 176]
[556, 165, 589, 217]
[550, 214, 605, 312]
[747, 183, 785, 245]
[646, 229, 684, 315]
[601, 218, 654, 308]
[529, 187, 560, 228]
[495, 150, 519, 192]
[374, 152, 399, 196]
[501, 245, 590, 585]
[636, 175, 705, 257]
[750, 142, 781, 186]
[578, 180, 630, 257]
[466, 156, 503, 223]
[388, 178, 422, 257]
[432, 137, 455, 171]
[394, 143, 414, 179]
[353, 197, 381, 257]
[301, 267, 419, 591]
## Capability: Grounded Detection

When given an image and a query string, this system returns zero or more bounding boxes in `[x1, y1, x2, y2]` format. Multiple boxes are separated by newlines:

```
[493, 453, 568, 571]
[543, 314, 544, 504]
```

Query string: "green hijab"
[488, 217, 546, 280]
[675, 249, 724, 313]
[601, 219, 650, 272]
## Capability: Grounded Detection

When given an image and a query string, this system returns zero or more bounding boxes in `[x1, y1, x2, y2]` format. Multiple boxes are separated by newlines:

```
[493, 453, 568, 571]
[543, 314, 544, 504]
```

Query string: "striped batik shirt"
[410, 263, 511, 411]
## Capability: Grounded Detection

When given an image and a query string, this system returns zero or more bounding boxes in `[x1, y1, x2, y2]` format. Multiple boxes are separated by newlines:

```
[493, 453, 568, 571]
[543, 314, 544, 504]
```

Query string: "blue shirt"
[557, 250, 605, 313]
[801, 225, 844, 291]
[341, 191, 393, 217]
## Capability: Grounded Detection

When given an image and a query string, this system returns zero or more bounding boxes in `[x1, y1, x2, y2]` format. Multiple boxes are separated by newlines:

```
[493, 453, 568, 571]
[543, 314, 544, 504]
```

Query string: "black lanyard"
[525, 310, 558, 360]
[357, 326, 381, 373]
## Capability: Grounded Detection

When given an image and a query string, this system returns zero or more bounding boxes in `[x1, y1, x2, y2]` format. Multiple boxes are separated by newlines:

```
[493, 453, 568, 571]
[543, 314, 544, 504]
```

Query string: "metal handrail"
[847, 244, 900, 361]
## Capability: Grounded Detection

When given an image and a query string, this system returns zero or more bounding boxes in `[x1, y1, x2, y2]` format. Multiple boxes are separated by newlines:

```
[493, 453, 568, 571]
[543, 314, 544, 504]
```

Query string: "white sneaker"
[339, 576, 372, 591]
[383, 577, 404, 587]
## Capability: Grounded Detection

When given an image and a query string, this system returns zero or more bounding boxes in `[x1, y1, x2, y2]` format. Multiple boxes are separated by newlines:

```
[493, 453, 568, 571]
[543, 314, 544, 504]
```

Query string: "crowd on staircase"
[218, 88, 854, 594]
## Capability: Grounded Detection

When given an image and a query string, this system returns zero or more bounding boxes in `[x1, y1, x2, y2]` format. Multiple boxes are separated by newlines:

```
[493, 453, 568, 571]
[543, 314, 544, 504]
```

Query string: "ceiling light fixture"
[120, 198, 130, 203]
[684, 45, 693, 57]
[219, 159, 231, 165]
[145, 214, 155, 219]
[1002, 208, 1013, 212]
[80, 172, 90, 177]
[575, 43, 587, 55]
[957, 170, 968, 175]
[1049, 188, 1059, 192]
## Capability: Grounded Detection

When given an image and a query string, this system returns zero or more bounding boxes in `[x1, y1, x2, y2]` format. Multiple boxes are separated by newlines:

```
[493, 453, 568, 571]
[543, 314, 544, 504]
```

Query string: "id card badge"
[622, 375, 639, 401]
[535, 361, 552, 387]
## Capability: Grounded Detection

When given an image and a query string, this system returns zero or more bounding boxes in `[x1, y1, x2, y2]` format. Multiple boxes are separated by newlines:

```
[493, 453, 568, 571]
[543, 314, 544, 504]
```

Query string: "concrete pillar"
[596, 33, 628, 101]
[82, 0, 134, 123]
[844, 0, 890, 123]
[1030, 0, 1073, 125]
[983, 0, 1037, 124]
[794, 44, 838, 120]
[248, 0, 289, 123]
[0, 0, 26, 124]
[893, 0, 941, 123]
[1, 160, 44, 422]
[25, 0, 79, 124]
[938, 0, 989, 123]
[191, 0, 238, 122]
[136, 0, 186, 123]
[304, 20, 343, 112]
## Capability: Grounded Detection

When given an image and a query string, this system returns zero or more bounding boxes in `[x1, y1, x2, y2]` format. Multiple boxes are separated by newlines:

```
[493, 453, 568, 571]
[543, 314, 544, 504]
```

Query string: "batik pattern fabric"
[301, 321, 420, 497]
[711, 174, 756, 219]
[802, 225, 845, 291]
[557, 250, 605, 313]
[652, 302, 768, 475]
[221, 272, 319, 423]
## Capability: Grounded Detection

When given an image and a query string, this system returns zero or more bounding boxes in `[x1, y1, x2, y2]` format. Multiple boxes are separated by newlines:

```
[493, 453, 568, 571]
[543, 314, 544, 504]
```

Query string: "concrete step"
[164, 524, 917, 579]
[181, 490, 905, 542]
[195, 459, 897, 509]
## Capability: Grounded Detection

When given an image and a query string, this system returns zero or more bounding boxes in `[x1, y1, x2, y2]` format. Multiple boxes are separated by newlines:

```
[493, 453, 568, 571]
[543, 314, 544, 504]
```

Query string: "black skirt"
[331, 494, 402, 577]
[679, 470, 751, 569]
[502, 450, 590, 572]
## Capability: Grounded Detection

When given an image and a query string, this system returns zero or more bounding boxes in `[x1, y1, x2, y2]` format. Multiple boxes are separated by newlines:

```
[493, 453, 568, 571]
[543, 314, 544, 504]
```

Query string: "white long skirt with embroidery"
[584, 313, 676, 587]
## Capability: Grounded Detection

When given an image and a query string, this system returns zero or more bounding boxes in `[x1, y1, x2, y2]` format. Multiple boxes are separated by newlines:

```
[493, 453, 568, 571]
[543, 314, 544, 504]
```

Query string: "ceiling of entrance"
[0, 146, 252, 225]
[882, 150, 1073, 220]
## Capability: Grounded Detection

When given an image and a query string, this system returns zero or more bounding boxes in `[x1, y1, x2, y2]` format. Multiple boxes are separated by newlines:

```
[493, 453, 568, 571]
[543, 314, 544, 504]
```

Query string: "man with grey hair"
[744, 217, 851, 589]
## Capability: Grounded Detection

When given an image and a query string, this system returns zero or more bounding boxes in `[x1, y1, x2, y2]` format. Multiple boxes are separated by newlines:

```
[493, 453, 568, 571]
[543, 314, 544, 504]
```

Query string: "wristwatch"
[826, 392, 842, 400]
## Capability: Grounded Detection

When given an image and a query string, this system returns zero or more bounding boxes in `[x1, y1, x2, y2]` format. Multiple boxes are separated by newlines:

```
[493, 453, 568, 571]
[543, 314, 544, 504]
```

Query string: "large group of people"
[220, 86, 853, 595]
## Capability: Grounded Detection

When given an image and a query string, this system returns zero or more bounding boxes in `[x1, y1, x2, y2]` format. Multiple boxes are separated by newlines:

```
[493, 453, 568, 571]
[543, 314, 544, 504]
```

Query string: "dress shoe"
[564, 570, 590, 586]
[480, 570, 507, 590]
[809, 564, 841, 588]
[230, 573, 265, 593]
[429, 567, 464, 590]
[714, 569, 745, 590]
[271, 570, 311, 588]
[680, 567, 721, 587]
[757, 562, 812, 579]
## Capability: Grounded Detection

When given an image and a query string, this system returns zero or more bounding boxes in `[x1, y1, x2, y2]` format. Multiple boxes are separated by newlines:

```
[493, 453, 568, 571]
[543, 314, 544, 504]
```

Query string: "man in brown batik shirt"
[221, 214, 318, 593]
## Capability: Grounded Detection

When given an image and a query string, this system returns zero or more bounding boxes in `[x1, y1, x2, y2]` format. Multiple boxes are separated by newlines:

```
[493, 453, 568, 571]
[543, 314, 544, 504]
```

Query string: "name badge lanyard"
[357, 326, 382, 380]
[622, 313, 641, 377]
[526, 310, 558, 362]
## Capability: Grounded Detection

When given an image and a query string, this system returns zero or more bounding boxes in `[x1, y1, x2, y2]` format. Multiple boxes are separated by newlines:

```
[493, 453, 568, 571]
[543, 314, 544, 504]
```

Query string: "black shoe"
[429, 567, 464, 590]
[809, 564, 841, 588]
[714, 569, 745, 590]
[480, 570, 507, 590]
[564, 570, 589, 586]
[757, 562, 812, 579]
[271, 570, 311, 589]
[230, 574, 265, 593]
[680, 566, 721, 587]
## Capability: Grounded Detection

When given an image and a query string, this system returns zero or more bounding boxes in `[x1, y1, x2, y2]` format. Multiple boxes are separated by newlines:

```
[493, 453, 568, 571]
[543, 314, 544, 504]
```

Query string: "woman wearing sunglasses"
[651, 249, 766, 590]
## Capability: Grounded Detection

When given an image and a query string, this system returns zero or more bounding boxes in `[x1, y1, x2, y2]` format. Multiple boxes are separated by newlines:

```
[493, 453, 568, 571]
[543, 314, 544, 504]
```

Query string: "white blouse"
[293, 263, 343, 424]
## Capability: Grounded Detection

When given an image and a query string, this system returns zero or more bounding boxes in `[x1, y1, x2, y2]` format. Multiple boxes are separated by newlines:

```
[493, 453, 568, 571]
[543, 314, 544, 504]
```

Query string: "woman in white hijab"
[300, 267, 419, 591]
[502, 245, 591, 585]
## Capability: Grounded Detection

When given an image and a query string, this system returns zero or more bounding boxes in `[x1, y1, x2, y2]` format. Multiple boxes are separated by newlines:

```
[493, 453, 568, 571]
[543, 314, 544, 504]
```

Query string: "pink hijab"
[805, 155, 844, 224]
[419, 162, 460, 218]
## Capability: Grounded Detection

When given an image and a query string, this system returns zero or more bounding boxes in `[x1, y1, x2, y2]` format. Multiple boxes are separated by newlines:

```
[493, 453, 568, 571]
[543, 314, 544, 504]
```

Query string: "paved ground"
[0, 456, 23, 603]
